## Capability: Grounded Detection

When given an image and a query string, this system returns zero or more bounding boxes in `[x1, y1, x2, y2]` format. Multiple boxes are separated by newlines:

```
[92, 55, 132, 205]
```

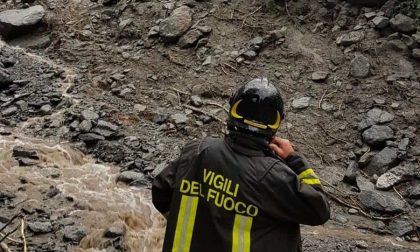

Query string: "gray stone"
[40, 104, 52, 115]
[398, 138, 410, 151]
[1, 106, 18, 116]
[13, 146, 38, 159]
[134, 104, 146, 112]
[376, 164, 416, 190]
[292, 97, 311, 109]
[79, 120, 92, 133]
[336, 31, 365, 46]
[390, 14, 417, 34]
[358, 189, 405, 213]
[28, 221, 53, 234]
[0, 5, 45, 38]
[190, 96, 203, 107]
[63, 226, 86, 243]
[242, 50, 257, 60]
[343, 161, 359, 185]
[409, 184, 420, 199]
[91, 128, 114, 138]
[171, 113, 188, 125]
[178, 29, 204, 48]
[78, 133, 105, 142]
[372, 16, 389, 29]
[356, 176, 375, 191]
[311, 71, 329, 82]
[12, 33, 50, 49]
[348, 208, 359, 214]
[412, 49, 420, 59]
[159, 6, 192, 41]
[148, 25, 160, 38]
[249, 36, 264, 46]
[196, 25, 212, 34]
[81, 110, 99, 121]
[412, 33, 420, 44]
[355, 240, 369, 249]
[388, 40, 409, 52]
[335, 214, 348, 224]
[364, 147, 398, 176]
[104, 225, 125, 238]
[97, 120, 118, 132]
[388, 219, 415, 236]
[362, 125, 394, 146]
[0, 69, 13, 88]
[117, 171, 145, 183]
[367, 108, 394, 124]
[350, 55, 370, 78]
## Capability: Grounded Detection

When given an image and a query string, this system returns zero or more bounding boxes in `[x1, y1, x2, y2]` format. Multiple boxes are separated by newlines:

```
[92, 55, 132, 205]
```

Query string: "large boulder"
[358, 189, 405, 213]
[159, 6, 192, 42]
[390, 14, 417, 34]
[364, 147, 398, 176]
[0, 5, 45, 39]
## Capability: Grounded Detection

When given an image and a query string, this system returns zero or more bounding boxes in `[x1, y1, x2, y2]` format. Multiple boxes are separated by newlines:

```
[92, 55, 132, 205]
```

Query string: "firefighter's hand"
[269, 137, 295, 159]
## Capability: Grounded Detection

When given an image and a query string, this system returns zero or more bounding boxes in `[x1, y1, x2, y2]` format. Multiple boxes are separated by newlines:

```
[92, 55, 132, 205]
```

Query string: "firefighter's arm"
[152, 159, 179, 216]
[263, 153, 330, 225]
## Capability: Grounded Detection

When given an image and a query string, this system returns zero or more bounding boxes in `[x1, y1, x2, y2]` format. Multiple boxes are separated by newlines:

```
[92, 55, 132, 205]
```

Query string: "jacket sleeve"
[259, 153, 330, 226]
[152, 140, 202, 215]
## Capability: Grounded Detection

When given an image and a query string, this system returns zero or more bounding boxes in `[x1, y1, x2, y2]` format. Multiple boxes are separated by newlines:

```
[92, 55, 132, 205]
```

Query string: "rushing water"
[0, 135, 165, 251]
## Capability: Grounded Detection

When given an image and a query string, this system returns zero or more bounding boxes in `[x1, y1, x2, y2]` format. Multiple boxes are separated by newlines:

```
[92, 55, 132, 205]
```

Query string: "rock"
[388, 219, 415, 236]
[249, 36, 264, 46]
[242, 50, 257, 60]
[348, 208, 358, 214]
[362, 125, 394, 146]
[81, 110, 99, 121]
[292, 97, 311, 109]
[412, 49, 420, 59]
[1, 106, 18, 116]
[91, 128, 114, 138]
[0, 5, 45, 38]
[336, 31, 365, 46]
[398, 138, 410, 151]
[78, 133, 105, 142]
[356, 176, 375, 191]
[0, 69, 13, 89]
[178, 29, 204, 48]
[413, 33, 420, 44]
[2, 57, 16, 68]
[103, 225, 125, 238]
[171, 113, 188, 125]
[97, 120, 118, 132]
[343, 161, 359, 185]
[358, 189, 405, 213]
[350, 54, 370, 78]
[367, 108, 394, 124]
[390, 14, 417, 34]
[387, 40, 409, 52]
[190, 95, 203, 107]
[79, 120, 92, 133]
[159, 6, 192, 41]
[376, 164, 416, 190]
[134, 104, 146, 112]
[364, 147, 398, 176]
[117, 171, 145, 184]
[28, 221, 53, 234]
[311, 71, 329, 82]
[148, 26, 160, 38]
[40, 104, 52, 115]
[372, 16, 389, 29]
[18, 158, 39, 166]
[409, 184, 420, 199]
[355, 240, 369, 249]
[196, 25, 212, 34]
[63, 226, 86, 243]
[345, 0, 387, 7]
[13, 146, 38, 159]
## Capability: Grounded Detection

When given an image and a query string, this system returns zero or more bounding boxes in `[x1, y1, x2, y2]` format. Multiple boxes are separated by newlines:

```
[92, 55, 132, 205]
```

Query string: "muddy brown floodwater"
[0, 135, 165, 252]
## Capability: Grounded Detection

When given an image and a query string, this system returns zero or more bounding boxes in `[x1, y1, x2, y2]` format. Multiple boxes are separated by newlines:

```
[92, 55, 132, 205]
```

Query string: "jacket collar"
[224, 131, 271, 157]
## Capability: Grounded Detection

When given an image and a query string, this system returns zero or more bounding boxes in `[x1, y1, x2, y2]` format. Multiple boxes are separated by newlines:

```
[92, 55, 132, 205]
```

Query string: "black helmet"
[228, 77, 285, 138]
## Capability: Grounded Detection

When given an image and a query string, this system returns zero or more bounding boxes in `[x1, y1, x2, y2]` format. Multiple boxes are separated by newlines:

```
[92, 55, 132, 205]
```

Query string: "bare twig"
[393, 187, 411, 211]
[319, 178, 348, 196]
[203, 101, 229, 113]
[0, 215, 20, 234]
[317, 123, 349, 144]
[223, 63, 240, 73]
[285, 0, 295, 24]
[0, 242, 11, 252]
[169, 87, 190, 96]
[318, 89, 328, 109]
[241, 6, 262, 29]
[220, 65, 228, 75]
[20, 218, 27, 252]
[183, 104, 226, 125]
[0, 226, 19, 244]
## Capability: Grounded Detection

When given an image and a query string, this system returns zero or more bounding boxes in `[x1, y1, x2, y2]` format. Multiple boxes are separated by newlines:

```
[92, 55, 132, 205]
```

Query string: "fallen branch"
[0, 226, 19, 244]
[183, 104, 226, 125]
[203, 101, 229, 113]
[0, 242, 11, 252]
[169, 87, 190, 96]
[241, 6, 262, 29]
[20, 218, 27, 252]
[223, 63, 240, 73]
[0, 215, 20, 234]
[393, 187, 411, 212]
[318, 89, 328, 109]
[317, 123, 349, 144]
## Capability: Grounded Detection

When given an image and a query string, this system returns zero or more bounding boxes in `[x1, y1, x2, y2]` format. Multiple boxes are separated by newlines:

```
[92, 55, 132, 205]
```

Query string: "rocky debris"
[362, 125, 394, 146]
[372, 16, 389, 29]
[343, 161, 359, 185]
[79, 120, 92, 133]
[409, 184, 420, 199]
[413, 33, 420, 44]
[12, 146, 39, 159]
[103, 225, 125, 238]
[63, 226, 86, 243]
[241, 50, 258, 60]
[170, 113, 188, 125]
[91, 120, 119, 138]
[81, 110, 99, 121]
[412, 49, 420, 59]
[292, 97, 311, 109]
[311, 71, 329, 82]
[388, 219, 415, 236]
[376, 164, 416, 190]
[8, 34, 51, 49]
[0, 5, 45, 38]
[134, 104, 146, 113]
[350, 55, 370, 78]
[159, 6, 192, 42]
[367, 108, 394, 124]
[1, 106, 18, 116]
[28, 221, 53, 234]
[0, 69, 13, 88]
[117, 171, 145, 184]
[78, 133, 105, 143]
[390, 14, 417, 34]
[364, 147, 398, 176]
[336, 31, 365, 46]
[355, 240, 369, 249]
[358, 189, 405, 213]
[178, 29, 204, 48]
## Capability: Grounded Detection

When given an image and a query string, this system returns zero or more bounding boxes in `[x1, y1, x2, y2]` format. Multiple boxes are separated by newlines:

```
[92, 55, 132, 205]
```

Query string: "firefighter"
[152, 77, 330, 252]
